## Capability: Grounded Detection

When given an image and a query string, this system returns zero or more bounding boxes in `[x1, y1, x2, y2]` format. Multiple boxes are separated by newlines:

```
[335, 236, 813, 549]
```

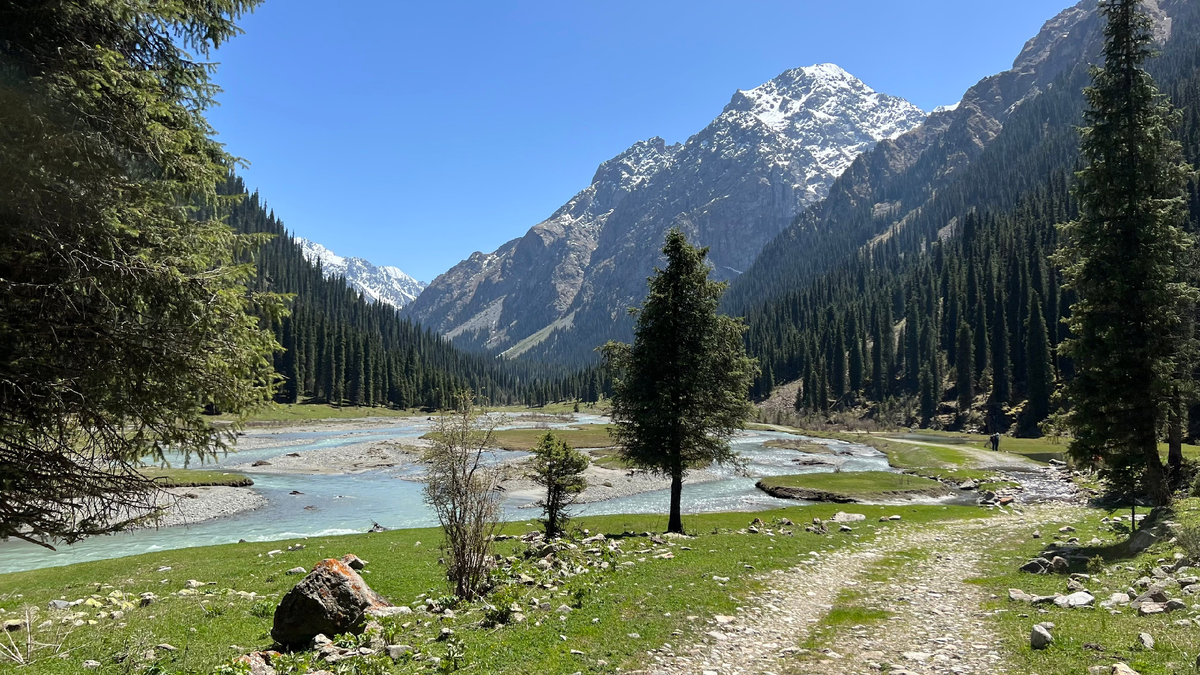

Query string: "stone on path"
[270, 557, 391, 648]
[1031, 624, 1053, 649]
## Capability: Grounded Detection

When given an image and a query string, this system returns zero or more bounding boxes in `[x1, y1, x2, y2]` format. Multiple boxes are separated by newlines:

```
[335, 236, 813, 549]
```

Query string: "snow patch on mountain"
[296, 238, 426, 309]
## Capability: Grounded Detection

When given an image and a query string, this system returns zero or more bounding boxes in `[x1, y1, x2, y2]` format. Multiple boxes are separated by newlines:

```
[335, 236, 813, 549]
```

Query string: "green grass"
[425, 424, 616, 451]
[140, 468, 253, 488]
[758, 471, 950, 501]
[587, 447, 634, 470]
[969, 498, 1200, 675]
[212, 402, 419, 424]
[0, 505, 988, 675]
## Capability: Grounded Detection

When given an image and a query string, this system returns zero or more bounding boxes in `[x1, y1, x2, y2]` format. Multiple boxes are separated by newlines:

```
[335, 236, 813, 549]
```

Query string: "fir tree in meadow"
[1055, 0, 1196, 504]
[601, 230, 757, 533]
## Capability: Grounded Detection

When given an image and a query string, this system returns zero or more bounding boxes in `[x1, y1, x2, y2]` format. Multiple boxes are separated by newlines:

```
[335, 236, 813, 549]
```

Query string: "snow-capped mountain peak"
[296, 238, 426, 309]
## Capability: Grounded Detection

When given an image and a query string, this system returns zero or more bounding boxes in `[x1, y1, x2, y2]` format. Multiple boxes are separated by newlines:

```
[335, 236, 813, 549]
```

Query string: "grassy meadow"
[0, 505, 986, 675]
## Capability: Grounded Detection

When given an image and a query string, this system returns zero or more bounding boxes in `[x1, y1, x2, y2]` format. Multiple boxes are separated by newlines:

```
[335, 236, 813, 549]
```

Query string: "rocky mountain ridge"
[724, 0, 1186, 313]
[295, 238, 426, 309]
[404, 64, 928, 362]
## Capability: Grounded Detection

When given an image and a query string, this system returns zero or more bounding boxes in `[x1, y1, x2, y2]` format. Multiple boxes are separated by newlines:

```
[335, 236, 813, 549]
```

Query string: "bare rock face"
[271, 558, 391, 648]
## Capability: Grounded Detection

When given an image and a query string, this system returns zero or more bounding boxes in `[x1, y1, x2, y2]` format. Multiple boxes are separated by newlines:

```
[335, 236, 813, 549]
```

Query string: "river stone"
[1031, 624, 1053, 649]
[270, 558, 392, 648]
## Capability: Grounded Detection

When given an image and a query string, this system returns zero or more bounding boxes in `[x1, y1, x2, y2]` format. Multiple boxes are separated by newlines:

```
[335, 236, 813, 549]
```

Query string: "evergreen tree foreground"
[1055, 0, 1197, 505]
[601, 229, 758, 534]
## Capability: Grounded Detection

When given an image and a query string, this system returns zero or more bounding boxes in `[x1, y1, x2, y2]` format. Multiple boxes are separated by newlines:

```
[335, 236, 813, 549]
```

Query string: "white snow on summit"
[296, 238, 426, 309]
[714, 63, 928, 203]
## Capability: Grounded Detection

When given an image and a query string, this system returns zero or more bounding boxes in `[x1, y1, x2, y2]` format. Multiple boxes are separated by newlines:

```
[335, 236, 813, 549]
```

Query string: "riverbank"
[150, 486, 267, 528]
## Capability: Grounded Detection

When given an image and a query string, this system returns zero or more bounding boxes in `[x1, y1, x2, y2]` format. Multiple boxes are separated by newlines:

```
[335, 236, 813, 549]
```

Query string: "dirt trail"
[649, 506, 1082, 675]
[877, 437, 1043, 472]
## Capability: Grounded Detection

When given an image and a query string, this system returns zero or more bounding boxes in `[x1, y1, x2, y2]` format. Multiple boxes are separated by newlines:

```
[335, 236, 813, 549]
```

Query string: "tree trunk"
[667, 469, 684, 534]
[1168, 394, 1184, 482]
[1142, 440, 1173, 506]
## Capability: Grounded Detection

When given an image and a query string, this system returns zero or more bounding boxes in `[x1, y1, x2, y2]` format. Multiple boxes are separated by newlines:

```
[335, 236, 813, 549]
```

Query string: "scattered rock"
[1051, 556, 1070, 574]
[830, 512, 866, 523]
[341, 554, 367, 570]
[234, 651, 276, 675]
[1128, 530, 1156, 553]
[2, 619, 25, 632]
[270, 558, 392, 648]
[82, 660, 101, 669]
[285, 567, 306, 576]
[1009, 589, 1033, 603]
[1054, 591, 1095, 609]
[1111, 663, 1140, 675]
[252, 460, 272, 467]
[1137, 602, 1167, 616]
[1020, 558, 1051, 574]
[1138, 633, 1154, 650]
[1031, 624, 1053, 649]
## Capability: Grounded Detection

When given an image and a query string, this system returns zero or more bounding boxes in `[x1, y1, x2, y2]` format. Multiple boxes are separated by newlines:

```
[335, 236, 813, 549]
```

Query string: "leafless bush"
[422, 392, 504, 600]
[0, 606, 75, 666]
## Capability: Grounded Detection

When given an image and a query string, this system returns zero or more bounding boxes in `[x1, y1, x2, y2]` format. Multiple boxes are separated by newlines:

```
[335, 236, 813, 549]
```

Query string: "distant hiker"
[990, 433, 1000, 452]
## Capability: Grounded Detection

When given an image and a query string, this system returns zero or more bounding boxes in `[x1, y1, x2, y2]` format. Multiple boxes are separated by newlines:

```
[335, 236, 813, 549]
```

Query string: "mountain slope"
[295, 238, 426, 309]
[404, 65, 927, 364]
[725, 0, 1187, 314]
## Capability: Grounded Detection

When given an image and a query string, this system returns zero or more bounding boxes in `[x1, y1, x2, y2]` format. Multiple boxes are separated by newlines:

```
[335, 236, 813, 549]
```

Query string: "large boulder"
[271, 558, 391, 648]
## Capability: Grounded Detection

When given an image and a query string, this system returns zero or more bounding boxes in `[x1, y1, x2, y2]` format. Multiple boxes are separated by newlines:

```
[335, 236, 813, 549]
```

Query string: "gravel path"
[650, 505, 1084, 675]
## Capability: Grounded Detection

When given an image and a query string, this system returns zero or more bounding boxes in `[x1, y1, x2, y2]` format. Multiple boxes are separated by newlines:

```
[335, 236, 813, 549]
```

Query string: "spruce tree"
[601, 230, 757, 533]
[1056, 0, 1196, 505]
[1024, 294, 1053, 433]
[0, 0, 278, 546]
[957, 322, 974, 413]
[991, 291, 1011, 405]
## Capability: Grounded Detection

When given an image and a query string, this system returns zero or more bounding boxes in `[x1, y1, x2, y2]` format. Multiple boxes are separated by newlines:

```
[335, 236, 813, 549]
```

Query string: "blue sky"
[208, 0, 1072, 282]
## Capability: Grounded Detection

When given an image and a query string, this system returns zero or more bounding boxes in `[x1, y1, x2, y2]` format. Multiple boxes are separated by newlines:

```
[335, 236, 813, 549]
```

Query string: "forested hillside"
[742, 0, 1200, 433]
[221, 177, 609, 409]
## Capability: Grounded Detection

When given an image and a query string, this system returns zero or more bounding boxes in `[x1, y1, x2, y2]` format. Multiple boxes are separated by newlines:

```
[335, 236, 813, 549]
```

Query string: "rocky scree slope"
[403, 65, 927, 364]
[296, 238, 426, 309]
[724, 0, 1185, 312]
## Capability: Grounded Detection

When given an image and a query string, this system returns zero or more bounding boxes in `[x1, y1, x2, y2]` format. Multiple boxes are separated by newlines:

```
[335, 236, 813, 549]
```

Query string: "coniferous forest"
[738, 1, 1200, 438]
[221, 177, 611, 410]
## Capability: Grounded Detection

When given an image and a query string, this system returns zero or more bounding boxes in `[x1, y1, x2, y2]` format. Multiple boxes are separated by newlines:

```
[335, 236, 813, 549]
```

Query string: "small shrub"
[438, 638, 466, 673]
[271, 652, 315, 675]
[1087, 555, 1106, 574]
[249, 599, 274, 619]
[1178, 524, 1200, 562]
